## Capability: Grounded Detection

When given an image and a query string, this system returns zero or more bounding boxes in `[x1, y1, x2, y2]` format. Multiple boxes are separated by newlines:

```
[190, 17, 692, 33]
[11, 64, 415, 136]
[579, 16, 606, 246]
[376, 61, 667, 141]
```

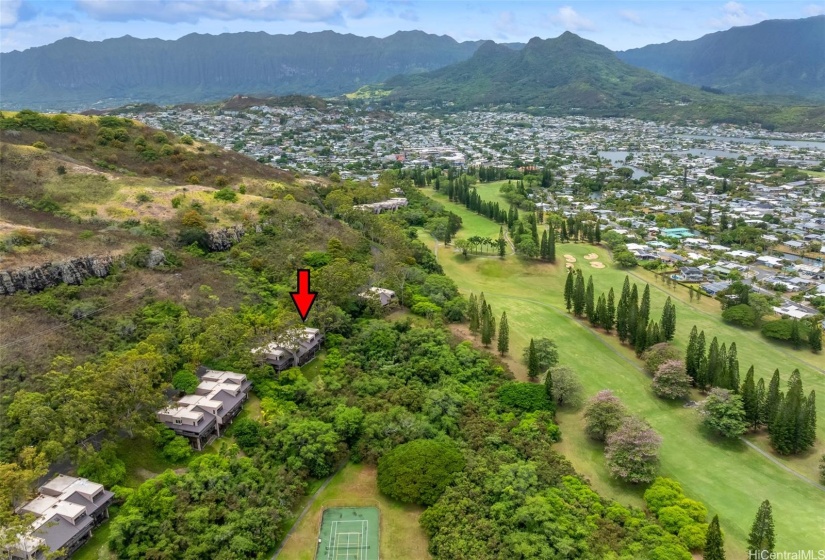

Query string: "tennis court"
[315, 507, 380, 560]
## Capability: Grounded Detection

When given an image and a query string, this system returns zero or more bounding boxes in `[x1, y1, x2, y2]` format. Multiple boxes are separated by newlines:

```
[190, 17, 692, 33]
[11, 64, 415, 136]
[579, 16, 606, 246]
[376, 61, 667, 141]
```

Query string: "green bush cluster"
[644, 477, 709, 551]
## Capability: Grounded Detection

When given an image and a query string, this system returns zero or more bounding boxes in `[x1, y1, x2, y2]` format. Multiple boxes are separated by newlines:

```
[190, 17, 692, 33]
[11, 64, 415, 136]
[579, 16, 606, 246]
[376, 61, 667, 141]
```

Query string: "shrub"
[135, 192, 153, 204]
[181, 210, 207, 229]
[180, 134, 194, 145]
[56, 165, 67, 175]
[69, 301, 98, 320]
[410, 300, 441, 319]
[32, 141, 47, 149]
[214, 187, 238, 202]
[127, 244, 152, 267]
[498, 382, 555, 412]
[377, 439, 464, 506]
[159, 144, 175, 157]
[172, 370, 200, 394]
[171, 195, 184, 208]
[187, 173, 200, 185]
[762, 318, 809, 342]
[139, 149, 159, 161]
[722, 304, 758, 328]
[77, 442, 126, 487]
[643, 343, 681, 376]
[652, 360, 692, 400]
[644, 477, 685, 514]
[303, 251, 330, 268]
[153, 132, 169, 144]
[231, 418, 263, 451]
[678, 523, 708, 550]
[214, 175, 229, 188]
[162, 436, 192, 462]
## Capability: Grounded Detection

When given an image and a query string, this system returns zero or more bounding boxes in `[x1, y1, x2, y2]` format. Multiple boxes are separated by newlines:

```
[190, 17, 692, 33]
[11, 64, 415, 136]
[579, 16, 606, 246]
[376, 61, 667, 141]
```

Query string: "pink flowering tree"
[605, 416, 662, 484]
[652, 360, 692, 400]
[584, 390, 627, 442]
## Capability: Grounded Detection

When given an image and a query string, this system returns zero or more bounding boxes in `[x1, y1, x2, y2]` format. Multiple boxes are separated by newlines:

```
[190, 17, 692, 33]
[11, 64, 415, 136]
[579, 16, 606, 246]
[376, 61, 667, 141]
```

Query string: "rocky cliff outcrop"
[0, 256, 116, 295]
[206, 225, 246, 252]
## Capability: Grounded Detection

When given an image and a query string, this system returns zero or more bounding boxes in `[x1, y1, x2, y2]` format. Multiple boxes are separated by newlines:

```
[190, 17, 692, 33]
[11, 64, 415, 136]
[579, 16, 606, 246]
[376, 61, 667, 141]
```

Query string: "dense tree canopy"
[377, 439, 465, 506]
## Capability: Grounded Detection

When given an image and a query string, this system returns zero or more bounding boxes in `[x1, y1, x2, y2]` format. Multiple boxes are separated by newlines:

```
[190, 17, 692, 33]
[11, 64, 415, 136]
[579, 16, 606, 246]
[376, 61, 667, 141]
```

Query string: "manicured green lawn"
[468, 180, 514, 208]
[421, 188, 825, 554]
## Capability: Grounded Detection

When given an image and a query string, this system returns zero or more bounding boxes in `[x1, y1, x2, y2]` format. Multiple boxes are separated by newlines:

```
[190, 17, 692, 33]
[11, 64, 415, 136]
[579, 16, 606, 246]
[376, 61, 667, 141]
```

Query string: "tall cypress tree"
[487, 303, 496, 342]
[764, 369, 782, 427]
[527, 338, 540, 380]
[686, 326, 699, 382]
[639, 284, 651, 325]
[585, 276, 596, 324]
[616, 281, 630, 342]
[747, 500, 775, 557]
[481, 304, 493, 347]
[468, 293, 480, 335]
[755, 377, 767, 427]
[573, 269, 586, 316]
[704, 337, 720, 389]
[771, 370, 804, 455]
[540, 230, 548, 260]
[809, 322, 822, 353]
[634, 320, 648, 357]
[564, 268, 574, 312]
[705, 515, 726, 560]
[548, 223, 556, 262]
[696, 331, 708, 388]
[661, 297, 676, 341]
[790, 319, 802, 349]
[628, 284, 639, 345]
[604, 287, 616, 333]
[802, 390, 817, 450]
[596, 294, 606, 329]
[741, 366, 759, 429]
[498, 312, 510, 356]
[727, 342, 740, 391]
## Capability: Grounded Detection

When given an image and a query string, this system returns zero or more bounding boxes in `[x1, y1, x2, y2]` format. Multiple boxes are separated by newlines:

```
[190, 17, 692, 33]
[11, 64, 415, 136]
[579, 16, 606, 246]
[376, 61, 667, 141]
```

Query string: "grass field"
[421, 187, 825, 554]
[278, 463, 431, 560]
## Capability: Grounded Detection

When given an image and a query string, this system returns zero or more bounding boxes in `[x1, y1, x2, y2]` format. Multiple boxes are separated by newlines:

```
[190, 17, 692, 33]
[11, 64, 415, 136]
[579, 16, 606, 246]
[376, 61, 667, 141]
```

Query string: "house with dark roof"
[6, 475, 114, 560]
[252, 327, 324, 372]
[157, 369, 251, 451]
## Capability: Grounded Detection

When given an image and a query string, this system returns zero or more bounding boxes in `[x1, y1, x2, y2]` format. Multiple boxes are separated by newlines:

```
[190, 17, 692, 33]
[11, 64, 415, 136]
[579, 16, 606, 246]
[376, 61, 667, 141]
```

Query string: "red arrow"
[290, 269, 317, 322]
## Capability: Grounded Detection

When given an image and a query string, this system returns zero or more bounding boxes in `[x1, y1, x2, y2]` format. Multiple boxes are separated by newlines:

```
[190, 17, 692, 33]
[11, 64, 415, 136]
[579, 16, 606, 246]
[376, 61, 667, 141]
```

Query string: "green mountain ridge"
[0, 30, 506, 110]
[618, 16, 825, 101]
[382, 32, 825, 131]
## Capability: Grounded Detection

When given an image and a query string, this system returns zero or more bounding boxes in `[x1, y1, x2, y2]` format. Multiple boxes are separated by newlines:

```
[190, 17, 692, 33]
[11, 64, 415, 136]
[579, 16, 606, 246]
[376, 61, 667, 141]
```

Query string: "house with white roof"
[157, 369, 251, 450]
[6, 475, 114, 560]
[252, 327, 324, 372]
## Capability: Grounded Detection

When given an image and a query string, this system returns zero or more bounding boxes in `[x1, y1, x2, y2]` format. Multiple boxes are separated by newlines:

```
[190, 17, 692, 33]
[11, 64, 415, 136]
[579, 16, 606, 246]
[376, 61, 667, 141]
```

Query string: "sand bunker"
[584, 253, 599, 260]
[590, 261, 606, 269]
[564, 254, 577, 263]
[565, 263, 575, 270]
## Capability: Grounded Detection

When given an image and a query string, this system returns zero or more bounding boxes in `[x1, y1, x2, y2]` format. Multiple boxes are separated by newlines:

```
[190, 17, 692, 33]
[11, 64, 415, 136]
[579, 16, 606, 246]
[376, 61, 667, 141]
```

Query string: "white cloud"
[551, 6, 595, 32]
[494, 11, 518, 37]
[618, 9, 643, 26]
[708, 1, 764, 28]
[398, 8, 418, 21]
[75, 0, 369, 24]
[804, 3, 825, 16]
[0, 0, 22, 28]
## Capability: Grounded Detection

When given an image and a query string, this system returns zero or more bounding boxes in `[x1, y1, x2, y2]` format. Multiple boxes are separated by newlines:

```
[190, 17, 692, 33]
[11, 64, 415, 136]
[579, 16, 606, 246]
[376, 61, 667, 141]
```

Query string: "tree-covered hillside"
[618, 16, 825, 100]
[0, 30, 491, 110]
[383, 32, 825, 132]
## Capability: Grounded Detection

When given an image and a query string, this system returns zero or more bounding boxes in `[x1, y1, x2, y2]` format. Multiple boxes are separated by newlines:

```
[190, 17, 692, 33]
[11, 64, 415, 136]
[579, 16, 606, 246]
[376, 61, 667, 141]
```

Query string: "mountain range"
[618, 16, 825, 100]
[0, 30, 501, 110]
[0, 17, 822, 115]
[381, 32, 825, 131]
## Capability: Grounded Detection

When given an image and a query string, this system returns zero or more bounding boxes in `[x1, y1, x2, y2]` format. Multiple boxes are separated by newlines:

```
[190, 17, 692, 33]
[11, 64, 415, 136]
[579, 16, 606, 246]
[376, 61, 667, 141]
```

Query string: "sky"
[1, 0, 823, 53]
